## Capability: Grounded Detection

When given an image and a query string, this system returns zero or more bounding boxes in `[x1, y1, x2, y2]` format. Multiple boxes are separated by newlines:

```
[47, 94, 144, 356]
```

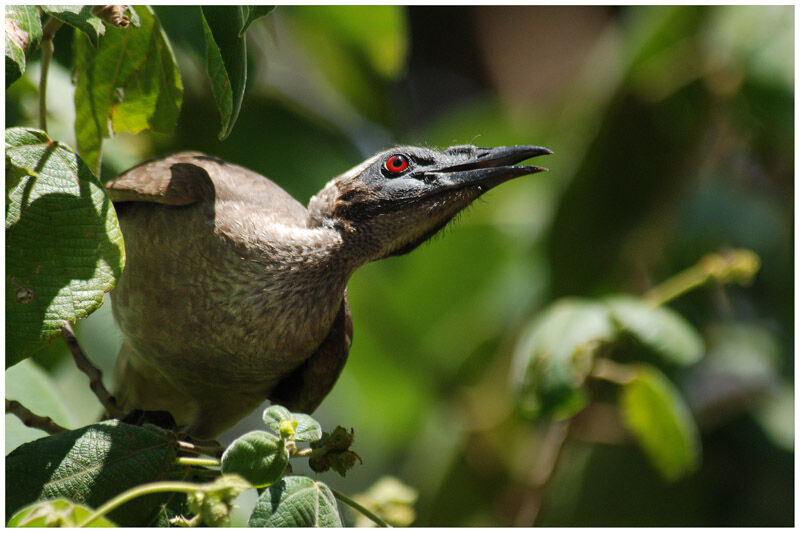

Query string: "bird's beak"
[426, 145, 552, 189]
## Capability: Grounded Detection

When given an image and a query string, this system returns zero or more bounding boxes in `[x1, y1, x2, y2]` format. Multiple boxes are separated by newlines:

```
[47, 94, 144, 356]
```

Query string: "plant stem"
[77, 480, 204, 527]
[5, 399, 67, 434]
[591, 357, 636, 385]
[177, 439, 225, 458]
[61, 323, 125, 419]
[177, 456, 221, 467]
[330, 487, 391, 528]
[514, 419, 572, 526]
[644, 263, 710, 307]
[644, 249, 760, 307]
[38, 16, 63, 132]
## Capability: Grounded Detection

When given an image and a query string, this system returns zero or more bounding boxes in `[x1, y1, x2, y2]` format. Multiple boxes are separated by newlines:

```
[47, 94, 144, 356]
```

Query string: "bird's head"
[308, 144, 551, 261]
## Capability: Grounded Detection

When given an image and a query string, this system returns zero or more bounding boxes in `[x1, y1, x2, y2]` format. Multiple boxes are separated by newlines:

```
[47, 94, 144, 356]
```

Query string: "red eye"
[384, 154, 409, 174]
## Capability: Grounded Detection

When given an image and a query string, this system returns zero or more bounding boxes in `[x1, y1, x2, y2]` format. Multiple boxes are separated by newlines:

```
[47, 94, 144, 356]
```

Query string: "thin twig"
[591, 357, 637, 385]
[77, 480, 209, 527]
[6, 399, 67, 435]
[60, 322, 125, 419]
[330, 487, 392, 528]
[38, 16, 63, 132]
[177, 439, 225, 458]
[176, 456, 221, 468]
[513, 419, 573, 526]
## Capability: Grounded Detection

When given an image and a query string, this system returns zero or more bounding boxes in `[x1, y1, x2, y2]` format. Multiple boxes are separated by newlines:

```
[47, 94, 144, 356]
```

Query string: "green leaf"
[221, 430, 289, 488]
[754, 382, 794, 452]
[262, 405, 323, 442]
[5, 420, 178, 525]
[5, 127, 125, 366]
[73, 5, 182, 175]
[7, 498, 115, 527]
[240, 6, 275, 36]
[605, 295, 705, 366]
[41, 5, 105, 47]
[5, 5, 42, 88]
[620, 364, 701, 481]
[249, 476, 342, 527]
[201, 6, 247, 141]
[5, 359, 76, 453]
[286, 6, 408, 122]
[512, 298, 616, 419]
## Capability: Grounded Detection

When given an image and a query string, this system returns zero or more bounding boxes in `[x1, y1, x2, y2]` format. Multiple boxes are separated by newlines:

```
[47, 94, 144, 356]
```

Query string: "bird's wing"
[267, 294, 354, 414]
[105, 152, 215, 206]
[105, 152, 309, 224]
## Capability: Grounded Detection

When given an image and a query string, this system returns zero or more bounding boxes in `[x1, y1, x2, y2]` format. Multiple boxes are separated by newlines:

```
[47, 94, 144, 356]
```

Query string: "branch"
[6, 399, 67, 435]
[513, 419, 572, 526]
[644, 249, 760, 306]
[330, 488, 392, 528]
[38, 16, 63, 132]
[177, 439, 225, 458]
[60, 322, 125, 419]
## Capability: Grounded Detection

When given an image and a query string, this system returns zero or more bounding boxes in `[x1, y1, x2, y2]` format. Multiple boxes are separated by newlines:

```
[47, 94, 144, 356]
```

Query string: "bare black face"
[335, 144, 551, 220]
[311, 144, 552, 260]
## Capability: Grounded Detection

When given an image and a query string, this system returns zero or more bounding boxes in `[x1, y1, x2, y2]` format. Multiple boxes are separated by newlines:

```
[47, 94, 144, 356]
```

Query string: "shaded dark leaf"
[240, 6, 275, 36]
[201, 6, 247, 140]
[41, 5, 105, 47]
[5, 421, 178, 525]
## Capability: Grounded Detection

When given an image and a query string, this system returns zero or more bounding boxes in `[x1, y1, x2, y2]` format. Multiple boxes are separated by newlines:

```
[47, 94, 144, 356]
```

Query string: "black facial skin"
[328, 144, 551, 258]
[337, 144, 551, 220]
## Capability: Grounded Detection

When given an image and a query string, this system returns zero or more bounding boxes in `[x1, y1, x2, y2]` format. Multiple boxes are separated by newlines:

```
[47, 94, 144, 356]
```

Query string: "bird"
[105, 144, 551, 438]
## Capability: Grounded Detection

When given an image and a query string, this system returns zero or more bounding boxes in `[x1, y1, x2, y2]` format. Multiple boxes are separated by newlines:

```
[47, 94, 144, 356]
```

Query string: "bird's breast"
[111, 203, 349, 395]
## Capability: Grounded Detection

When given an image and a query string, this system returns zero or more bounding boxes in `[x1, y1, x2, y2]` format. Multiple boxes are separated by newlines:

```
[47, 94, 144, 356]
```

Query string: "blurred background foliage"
[6, 5, 793, 526]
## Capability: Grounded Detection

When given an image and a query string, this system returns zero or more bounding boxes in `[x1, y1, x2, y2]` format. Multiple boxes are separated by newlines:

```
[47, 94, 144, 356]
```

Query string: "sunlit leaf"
[5, 5, 41, 88]
[5, 128, 125, 366]
[249, 476, 342, 527]
[7, 498, 115, 527]
[512, 298, 615, 419]
[605, 295, 704, 366]
[41, 5, 105, 47]
[5, 420, 178, 525]
[201, 6, 247, 140]
[73, 5, 182, 174]
[221, 430, 289, 488]
[262, 405, 323, 442]
[620, 364, 700, 481]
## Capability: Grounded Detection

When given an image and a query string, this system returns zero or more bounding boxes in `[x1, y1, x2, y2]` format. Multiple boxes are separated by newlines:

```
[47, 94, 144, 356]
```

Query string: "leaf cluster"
[7, 406, 374, 527]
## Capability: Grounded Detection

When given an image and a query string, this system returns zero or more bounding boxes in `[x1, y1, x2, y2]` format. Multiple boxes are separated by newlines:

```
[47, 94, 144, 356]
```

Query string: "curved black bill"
[430, 145, 552, 188]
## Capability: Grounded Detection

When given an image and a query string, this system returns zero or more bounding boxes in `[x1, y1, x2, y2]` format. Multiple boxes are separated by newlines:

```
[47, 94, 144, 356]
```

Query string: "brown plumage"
[106, 145, 550, 438]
